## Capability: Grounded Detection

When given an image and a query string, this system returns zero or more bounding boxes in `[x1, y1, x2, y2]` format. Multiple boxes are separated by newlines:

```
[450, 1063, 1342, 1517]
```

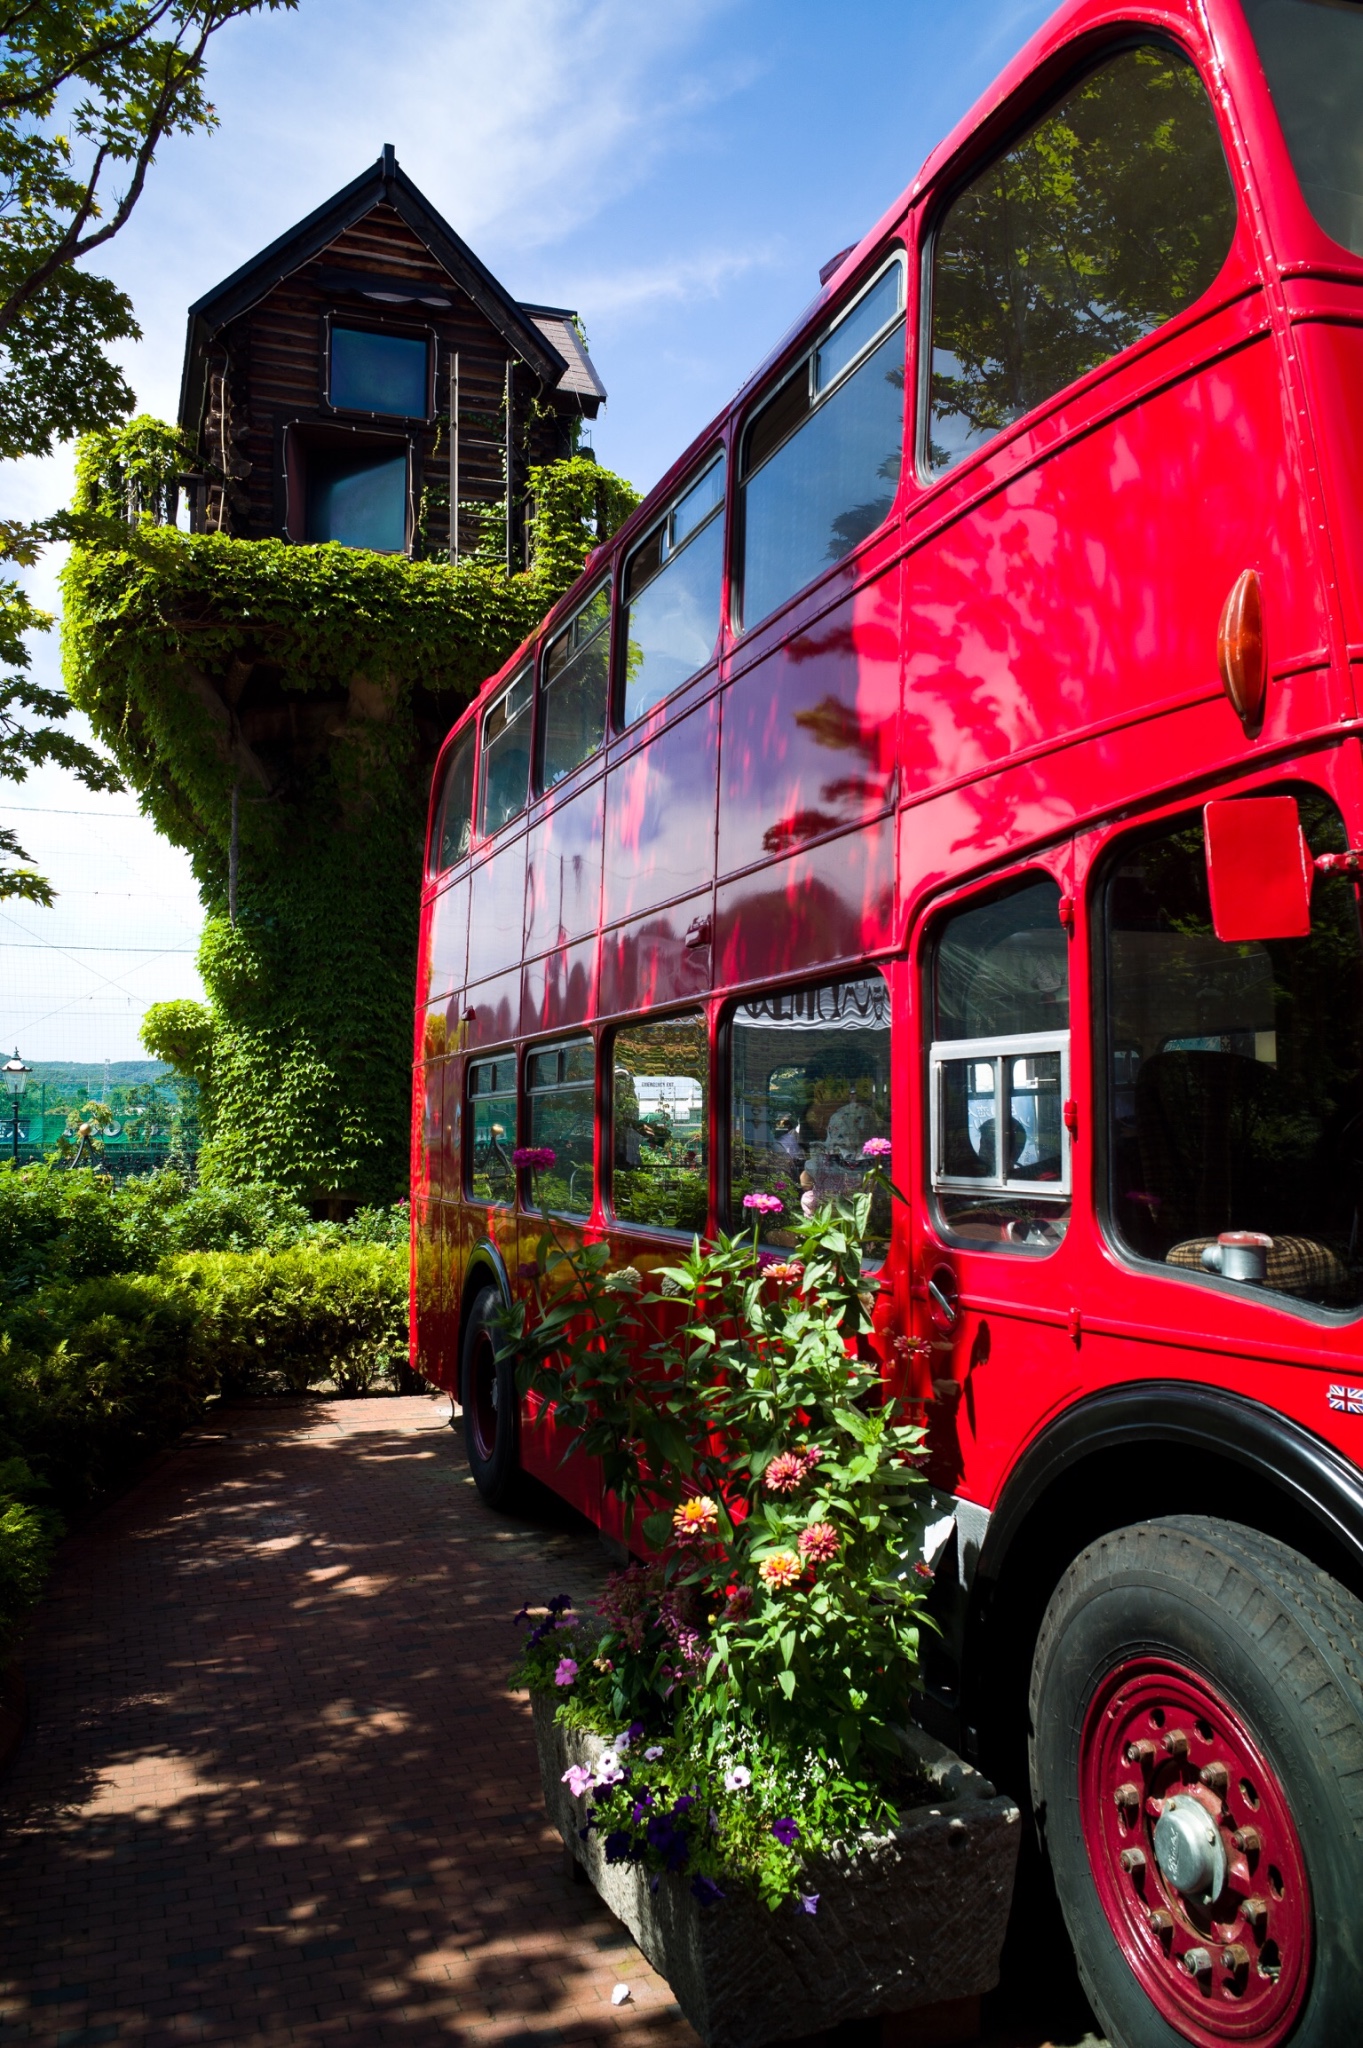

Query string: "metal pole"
[11, 1095, 18, 1166]
[504, 358, 515, 577]
[449, 352, 460, 565]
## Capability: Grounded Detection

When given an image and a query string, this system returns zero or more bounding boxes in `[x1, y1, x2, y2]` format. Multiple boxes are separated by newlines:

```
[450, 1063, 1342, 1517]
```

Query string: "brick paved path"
[0, 1394, 1101, 2048]
[0, 1394, 689, 2048]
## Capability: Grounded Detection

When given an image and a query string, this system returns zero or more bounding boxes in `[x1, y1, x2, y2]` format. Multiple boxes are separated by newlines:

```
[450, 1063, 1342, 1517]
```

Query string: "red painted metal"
[1079, 1657, 1311, 2044]
[1203, 797, 1313, 941]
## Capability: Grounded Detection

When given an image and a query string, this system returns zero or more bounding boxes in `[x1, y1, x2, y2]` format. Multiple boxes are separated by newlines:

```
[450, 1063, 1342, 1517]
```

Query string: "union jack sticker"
[1327, 1384, 1363, 1414]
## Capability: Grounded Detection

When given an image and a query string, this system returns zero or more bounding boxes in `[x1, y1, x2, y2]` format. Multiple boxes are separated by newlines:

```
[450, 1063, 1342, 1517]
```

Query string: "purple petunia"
[771, 1816, 801, 1847]
[554, 1657, 578, 1686]
[691, 1875, 726, 1907]
[603, 1830, 635, 1865]
[743, 1191, 785, 1214]
[799, 1894, 820, 1915]
[644, 1745, 664, 1762]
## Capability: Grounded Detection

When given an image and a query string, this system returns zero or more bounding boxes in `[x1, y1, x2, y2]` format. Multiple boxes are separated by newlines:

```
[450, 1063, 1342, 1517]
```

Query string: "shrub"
[171, 1241, 407, 1396]
[0, 1459, 57, 1663]
[506, 1184, 933, 1909]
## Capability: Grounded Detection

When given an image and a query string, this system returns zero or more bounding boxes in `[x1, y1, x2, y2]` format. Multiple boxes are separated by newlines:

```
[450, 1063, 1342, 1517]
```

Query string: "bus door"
[909, 847, 1080, 1530]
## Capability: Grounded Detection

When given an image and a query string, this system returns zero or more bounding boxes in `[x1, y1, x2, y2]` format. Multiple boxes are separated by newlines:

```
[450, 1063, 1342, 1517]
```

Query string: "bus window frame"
[914, 29, 1240, 489]
[606, 1007, 711, 1237]
[465, 1047, 519, 1210]
[733, 247, 909, 640]
[477, 661, 535, 841]
[523, 1032, 597, 1220]
[537, 577, 613, 796]
[616, 449, 727, 735]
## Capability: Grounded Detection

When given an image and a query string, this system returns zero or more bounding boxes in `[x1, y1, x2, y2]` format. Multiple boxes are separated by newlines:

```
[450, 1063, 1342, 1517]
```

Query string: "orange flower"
[672, 1497, 720, 1545]
[758, 1551, 802, 1589]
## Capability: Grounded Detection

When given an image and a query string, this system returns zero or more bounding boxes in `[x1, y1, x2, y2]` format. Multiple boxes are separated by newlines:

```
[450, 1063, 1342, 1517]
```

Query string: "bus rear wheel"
[1029, 1516, 1363, 2047]
[459, 1288, 521, 1509]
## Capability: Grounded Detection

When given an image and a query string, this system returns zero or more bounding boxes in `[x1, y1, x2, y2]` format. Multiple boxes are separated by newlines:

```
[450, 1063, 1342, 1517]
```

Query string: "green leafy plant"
[505, 1181, 935, 1908]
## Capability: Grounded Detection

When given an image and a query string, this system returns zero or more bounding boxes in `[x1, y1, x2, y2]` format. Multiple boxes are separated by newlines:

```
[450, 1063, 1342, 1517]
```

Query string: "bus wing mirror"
[1203, 796, 1313, 942]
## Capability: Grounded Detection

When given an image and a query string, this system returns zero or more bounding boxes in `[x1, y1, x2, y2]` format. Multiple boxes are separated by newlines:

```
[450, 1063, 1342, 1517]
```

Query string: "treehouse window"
[304, 443, 408, 552]
[738, 258, 905, 632]
[621, 454, 726, 728]
[927, 44, 1238, 473]
[329, 325, 430, 418]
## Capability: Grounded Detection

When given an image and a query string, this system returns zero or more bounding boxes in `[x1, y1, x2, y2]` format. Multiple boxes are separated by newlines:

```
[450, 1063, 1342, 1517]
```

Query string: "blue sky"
[2, 0, 1055, 1064]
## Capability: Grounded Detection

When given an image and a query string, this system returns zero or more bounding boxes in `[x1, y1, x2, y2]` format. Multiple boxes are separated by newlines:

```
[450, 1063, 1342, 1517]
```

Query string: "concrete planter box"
[532, 1695, 1020, 2048]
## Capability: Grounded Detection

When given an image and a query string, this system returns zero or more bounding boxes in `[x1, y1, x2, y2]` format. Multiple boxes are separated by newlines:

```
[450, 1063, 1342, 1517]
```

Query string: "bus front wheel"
[1029, 1516, 1363, 2047]
[459, 1288, 521, 1509]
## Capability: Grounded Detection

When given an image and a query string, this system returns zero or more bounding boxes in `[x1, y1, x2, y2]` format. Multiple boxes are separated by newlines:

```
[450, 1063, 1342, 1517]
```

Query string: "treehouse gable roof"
[179, 144, 602, 431]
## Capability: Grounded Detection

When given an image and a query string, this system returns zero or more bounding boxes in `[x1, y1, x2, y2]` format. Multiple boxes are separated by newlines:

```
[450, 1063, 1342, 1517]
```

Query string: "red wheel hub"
[1079, 1658, 1311, 2045]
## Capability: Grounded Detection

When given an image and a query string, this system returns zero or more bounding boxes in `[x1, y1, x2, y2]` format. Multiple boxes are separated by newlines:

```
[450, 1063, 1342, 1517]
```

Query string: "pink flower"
[764, 1446, 821, 1494]
[724, 1585, 753, 1622]
[554, 1657, 578, 1686]
[724, 1766, 752, 1792]
[743, 1191, 784, 1214]
[861, 1136, 892, 1157]
[562, 1764, 594, 1797]
[798, 1522, 839, 1563]
[764, 1261, 804, 1284]
[513, 1145, 557, 1172]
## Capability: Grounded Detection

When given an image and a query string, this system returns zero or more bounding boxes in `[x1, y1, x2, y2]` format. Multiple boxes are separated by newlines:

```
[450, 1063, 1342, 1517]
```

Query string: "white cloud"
[573, 241, 783, 322]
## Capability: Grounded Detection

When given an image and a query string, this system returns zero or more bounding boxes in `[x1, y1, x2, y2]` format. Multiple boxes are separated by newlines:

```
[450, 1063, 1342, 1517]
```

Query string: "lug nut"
[1147, 1909, 1174, 1936]
[1126, 1738, 1157, 1765]
[1200, 1761, 1229, 1796]
[1183, 1947, 1212, 1976]
[1243, 1896, 1269, 1936]
[1221, 1944, 1250, 1973]
[1114, 1781, 1140, 1812]
[1233, 1826, 1262, 1855]
[1163, 1728, 1190, 1760]
[1119, 1848, 1147, 1874]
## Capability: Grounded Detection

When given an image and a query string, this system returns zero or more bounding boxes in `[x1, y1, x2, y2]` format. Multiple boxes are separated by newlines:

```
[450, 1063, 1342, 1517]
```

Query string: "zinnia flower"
[764, 1447, 820, 1493]
[724, 1585, 753, 1621]
[562, 1764, 594, 1798]
[758, 1551, 802, 1589]
[723, 1766, 751, 1792]
[672, 1496, 720, 1544]
[861, 1136, 892, 1157]
[554, 1657, 578, 1686]
[513, 1145, 557, 1172]
[764, 1261, 803, 1284]
[742, 1190, 784, 1214]
[771, 1816, 801, 1846]
[798, 1522, 839, 1563]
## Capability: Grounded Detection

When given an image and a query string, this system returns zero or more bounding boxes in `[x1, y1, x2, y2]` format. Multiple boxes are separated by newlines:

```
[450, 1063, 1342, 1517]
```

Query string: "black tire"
[1029, 1516, 1363, 2048]
[459, 1287, 522, 1509]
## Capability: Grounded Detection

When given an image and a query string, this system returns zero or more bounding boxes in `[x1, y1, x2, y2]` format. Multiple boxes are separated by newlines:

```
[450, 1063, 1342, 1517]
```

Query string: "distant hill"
[21, 1061, 178, 1095]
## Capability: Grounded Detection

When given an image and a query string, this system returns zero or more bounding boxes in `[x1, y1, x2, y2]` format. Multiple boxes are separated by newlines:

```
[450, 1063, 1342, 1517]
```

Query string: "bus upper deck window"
[930, 878, 1071, 1251]
[927, 44, 1237, 475]
[1106, 793, 1363, 1312]
[525, 1037, 595, 1217]
[728, 975, 891, 1260]
[1242, 0, 1363, 258]
[540, 583, 610, 790]
[468, 1054, 517, 1206]
[612, 1012, 708, 1233]
[479, 667, 532, 837]
[432, 726, 475, 874]
[738, 257, 905, 633]
[622, 453, 725, 728]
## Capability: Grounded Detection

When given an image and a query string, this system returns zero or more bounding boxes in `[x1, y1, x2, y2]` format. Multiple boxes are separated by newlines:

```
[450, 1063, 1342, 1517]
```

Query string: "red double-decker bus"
[414, 2, 1363, 2036]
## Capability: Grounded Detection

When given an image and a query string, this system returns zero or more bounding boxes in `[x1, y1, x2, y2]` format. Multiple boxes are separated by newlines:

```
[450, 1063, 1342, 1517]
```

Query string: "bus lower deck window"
[525, 1038, 595, 1217]
[931, 877, 1071, 1250]
[468, 1055, 517, 1205]
[1106, 793, 1363, 1311]
[728, 975, 891, 1257]
[612, 1013, 708, 1232]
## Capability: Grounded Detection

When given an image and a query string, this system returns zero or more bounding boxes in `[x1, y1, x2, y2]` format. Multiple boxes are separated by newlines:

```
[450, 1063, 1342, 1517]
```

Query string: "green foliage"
[506, 1194, 933, 1908]
[139, 997, 215, 1130]
[0, 1475, 56, 1663]
[62, 434, 640, 1201]
[169, 1241, 406, 1396]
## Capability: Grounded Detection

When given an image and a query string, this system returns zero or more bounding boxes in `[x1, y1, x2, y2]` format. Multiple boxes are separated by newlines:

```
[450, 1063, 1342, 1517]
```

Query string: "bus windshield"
[1242, 0, 1363, 256]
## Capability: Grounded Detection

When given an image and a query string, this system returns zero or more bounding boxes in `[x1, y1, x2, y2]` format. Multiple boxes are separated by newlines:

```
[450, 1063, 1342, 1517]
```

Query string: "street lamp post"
[4, 1048, 31, 1166]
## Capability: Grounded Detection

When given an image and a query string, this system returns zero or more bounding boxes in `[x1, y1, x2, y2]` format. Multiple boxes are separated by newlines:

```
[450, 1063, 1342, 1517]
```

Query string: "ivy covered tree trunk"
[63, 429, 638, 1206]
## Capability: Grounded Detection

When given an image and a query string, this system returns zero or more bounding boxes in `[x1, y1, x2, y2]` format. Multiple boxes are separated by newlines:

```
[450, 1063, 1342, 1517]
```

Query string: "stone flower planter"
[532, 1696, 1020, 2048]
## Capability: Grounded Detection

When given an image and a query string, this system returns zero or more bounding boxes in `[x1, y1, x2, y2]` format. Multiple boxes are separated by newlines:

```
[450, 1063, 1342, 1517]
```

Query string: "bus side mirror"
[1203, 796, 1313, 942]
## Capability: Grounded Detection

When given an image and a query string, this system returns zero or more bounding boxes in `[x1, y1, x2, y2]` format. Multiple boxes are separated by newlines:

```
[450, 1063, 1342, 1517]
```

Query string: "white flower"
[724, 1765, 752, 1793]
[595, 1753, 625, 1788]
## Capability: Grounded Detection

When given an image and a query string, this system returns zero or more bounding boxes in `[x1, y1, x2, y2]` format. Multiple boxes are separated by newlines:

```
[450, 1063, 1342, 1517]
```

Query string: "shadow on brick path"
[0, 1393, 690, 2048]
[0, 1394, 1103, 2048]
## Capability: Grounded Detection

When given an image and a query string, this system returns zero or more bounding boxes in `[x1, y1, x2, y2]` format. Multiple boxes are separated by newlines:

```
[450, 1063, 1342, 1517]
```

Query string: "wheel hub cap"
[1078, 1657, 1311, 2046]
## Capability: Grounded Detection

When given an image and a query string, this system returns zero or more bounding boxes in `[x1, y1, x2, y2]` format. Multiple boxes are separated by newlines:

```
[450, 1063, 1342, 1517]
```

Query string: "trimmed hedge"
[0, 1162, 410, 1659]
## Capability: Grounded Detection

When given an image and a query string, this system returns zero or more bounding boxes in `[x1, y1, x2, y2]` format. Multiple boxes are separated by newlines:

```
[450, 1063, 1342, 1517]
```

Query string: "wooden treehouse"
[177, 143, 607, 566]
